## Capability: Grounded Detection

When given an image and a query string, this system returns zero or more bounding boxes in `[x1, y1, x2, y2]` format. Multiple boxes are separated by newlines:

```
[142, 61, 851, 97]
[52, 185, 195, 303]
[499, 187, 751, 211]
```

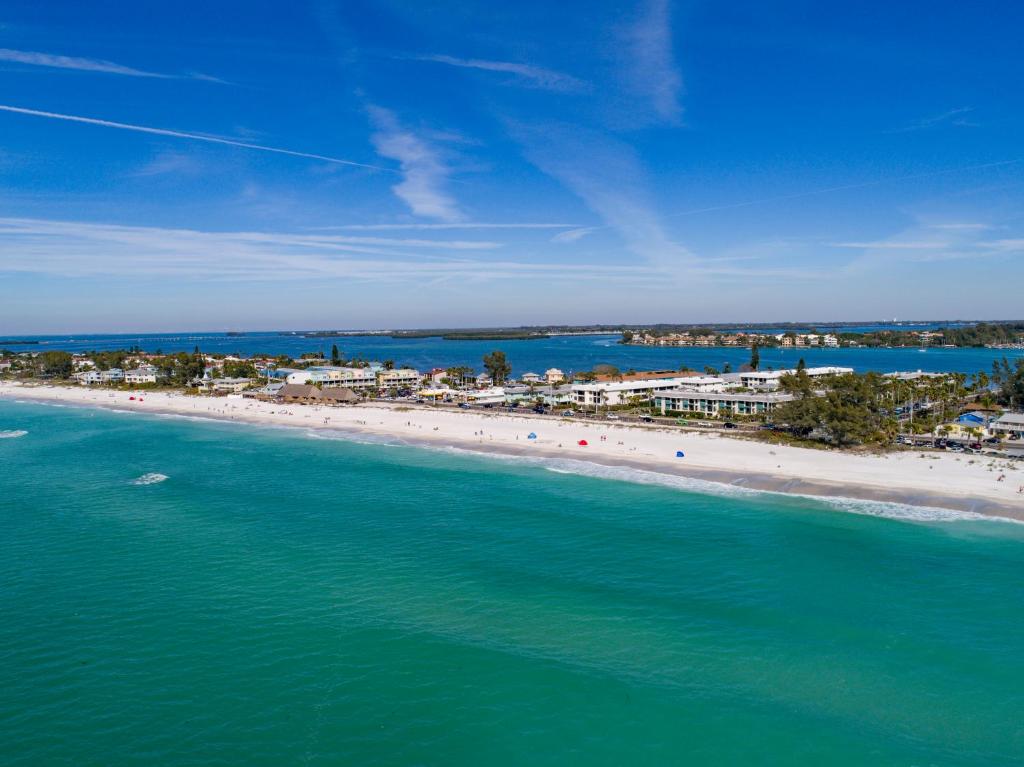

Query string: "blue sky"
[0, 0, 1022, 333]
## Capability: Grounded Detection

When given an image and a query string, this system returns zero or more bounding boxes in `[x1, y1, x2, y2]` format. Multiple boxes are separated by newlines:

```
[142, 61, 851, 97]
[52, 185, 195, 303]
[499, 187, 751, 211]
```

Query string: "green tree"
[331, 344, 341, 365]
[750, 342, 760, 371]
[482, 350, 512, 384]
[38, 351, 73, 378]
[445, 366, 474, 387]
[222, 361, 258, 378]
[797, 357, 806, 371]
[992, 357, 1024, 409]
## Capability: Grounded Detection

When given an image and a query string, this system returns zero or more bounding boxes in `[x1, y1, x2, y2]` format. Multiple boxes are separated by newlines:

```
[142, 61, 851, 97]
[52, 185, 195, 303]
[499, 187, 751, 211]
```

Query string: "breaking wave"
[131, 473, 169, 486]
[0, 430, 28, 439]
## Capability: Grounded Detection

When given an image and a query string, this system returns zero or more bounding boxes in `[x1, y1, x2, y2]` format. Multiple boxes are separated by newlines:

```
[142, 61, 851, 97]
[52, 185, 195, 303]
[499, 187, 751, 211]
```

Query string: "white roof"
[994, 412, 1024, 425]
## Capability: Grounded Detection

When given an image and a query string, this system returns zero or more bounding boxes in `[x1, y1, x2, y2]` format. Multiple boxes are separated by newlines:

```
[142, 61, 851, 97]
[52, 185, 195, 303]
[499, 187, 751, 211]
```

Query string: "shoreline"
[3, 382, 1023, 522]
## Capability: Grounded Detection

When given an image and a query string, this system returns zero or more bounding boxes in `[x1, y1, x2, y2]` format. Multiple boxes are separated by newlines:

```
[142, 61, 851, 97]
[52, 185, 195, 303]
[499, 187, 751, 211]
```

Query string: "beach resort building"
[285, 366, 378, 389]
[504, 385, 574, 407]
[321, 387, 360, 405]
[669, 375, 727, 393]
[78, 368, 125, 385]
[466, 387, 506, 405]
[544, 368, 565, 383]
[377, 368, 422, 389]
[571, 372, 702, 408]
[990, 412, 1024, 440]
[250, 382, 284, 399]
[276, 384, 323, 403]
[737, 366, 853, 390]
[520, 372, 542, 384]
[936, 412, 993, 441]
[653, 390, 795, 417]
[203, 378, 253, 394]
[124, 366, 160, 385]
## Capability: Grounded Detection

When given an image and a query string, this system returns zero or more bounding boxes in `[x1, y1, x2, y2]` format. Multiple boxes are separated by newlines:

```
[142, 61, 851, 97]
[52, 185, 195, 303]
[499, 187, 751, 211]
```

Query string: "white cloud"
[0, 217, 665, 283]
[0, 104, 389, 171]
[892, 107, 978, 133]
[406, 54, 585, 92]
[368, 106, 464, 222]
[313, 222, 581, 231]
[619, 0, 684, 124]
[837, 216, 1023, 269]
[128, 150, 203, 178]
[513, 122, 695, 267]
[550, 227, 596, 243]
[0, 47, 219, 81]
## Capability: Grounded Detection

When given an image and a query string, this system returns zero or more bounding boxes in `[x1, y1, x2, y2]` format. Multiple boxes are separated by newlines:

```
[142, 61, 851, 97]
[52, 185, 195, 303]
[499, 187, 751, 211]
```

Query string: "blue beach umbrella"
[527, 432, 537, 440]
[676, 450, 685, 458]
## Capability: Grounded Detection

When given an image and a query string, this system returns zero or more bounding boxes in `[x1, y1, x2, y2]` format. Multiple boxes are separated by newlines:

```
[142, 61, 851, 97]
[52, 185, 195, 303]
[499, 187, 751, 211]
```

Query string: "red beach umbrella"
[578, 439, 588, 446]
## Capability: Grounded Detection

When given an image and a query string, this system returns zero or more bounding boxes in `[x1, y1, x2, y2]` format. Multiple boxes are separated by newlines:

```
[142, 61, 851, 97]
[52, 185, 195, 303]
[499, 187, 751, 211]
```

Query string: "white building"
[520, 372, 542, 384]
[79, 368, 125, 385]
[991, 412, 1024, 439]
[544, 368, 565, 383]
[124, 367, 159, 385]
[739, 366, 853, 390]
[205, 377, 253, 393]
[670, 375, 726, 393]
[571, 375, 700, 408]
[466, 387, 506, 405]
[285, 366, 378, 389]
[653, 390, 795, 417]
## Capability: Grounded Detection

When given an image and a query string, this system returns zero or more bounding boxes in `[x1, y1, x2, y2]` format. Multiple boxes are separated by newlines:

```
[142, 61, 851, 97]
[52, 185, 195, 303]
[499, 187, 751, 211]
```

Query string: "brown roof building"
[277, 384, 323, 402]
[321, 387, 359, 404]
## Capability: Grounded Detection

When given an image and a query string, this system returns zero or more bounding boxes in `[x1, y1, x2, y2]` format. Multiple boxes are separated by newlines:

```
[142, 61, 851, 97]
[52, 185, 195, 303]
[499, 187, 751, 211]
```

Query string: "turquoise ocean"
[2, 399, 1023, 765]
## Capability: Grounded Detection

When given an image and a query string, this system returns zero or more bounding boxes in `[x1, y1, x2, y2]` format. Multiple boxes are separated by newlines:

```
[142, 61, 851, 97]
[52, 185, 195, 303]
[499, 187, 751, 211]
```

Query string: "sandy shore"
[3, 382, 1023, 520]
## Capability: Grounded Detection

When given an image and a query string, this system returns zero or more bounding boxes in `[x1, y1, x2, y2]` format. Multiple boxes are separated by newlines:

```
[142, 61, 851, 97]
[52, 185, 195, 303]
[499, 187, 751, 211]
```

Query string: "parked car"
[562, 410, 575, 417]
[723, 422, 738, 429]
[458, 403, 471, 409]
[606, 414, 620, 420]
[641, 416, 653, 423]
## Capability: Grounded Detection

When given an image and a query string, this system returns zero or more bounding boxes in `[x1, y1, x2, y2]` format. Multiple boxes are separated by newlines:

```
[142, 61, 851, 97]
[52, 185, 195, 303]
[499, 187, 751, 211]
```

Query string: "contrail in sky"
[0, 104, 394, 172]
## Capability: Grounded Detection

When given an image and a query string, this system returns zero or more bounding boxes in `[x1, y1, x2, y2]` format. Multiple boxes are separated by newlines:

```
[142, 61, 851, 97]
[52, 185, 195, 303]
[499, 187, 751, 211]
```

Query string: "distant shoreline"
[3, 382, 1022, 522]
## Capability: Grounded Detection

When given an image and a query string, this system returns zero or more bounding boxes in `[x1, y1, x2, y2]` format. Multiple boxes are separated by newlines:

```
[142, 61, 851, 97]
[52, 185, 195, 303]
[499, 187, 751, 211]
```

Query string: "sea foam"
[437, 445, 1018, 526]
[131, 473, 169, 486]
[0, 430, 28, 439]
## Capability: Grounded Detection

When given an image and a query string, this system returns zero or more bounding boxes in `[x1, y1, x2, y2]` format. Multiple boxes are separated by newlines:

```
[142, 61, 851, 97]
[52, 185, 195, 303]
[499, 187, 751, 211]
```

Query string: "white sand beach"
[3, 382, 1022, 519]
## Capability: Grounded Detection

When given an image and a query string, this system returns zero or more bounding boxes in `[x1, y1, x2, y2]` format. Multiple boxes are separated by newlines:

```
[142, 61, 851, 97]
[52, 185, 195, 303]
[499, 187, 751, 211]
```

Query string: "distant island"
[621, 321, 1024, 350]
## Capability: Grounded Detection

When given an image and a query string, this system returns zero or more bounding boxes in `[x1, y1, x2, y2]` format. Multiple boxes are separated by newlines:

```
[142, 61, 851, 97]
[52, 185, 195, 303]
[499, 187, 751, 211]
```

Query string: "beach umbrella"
[676, 450, 685, 458]
[527, 432, 537, 440]
[578, 439, 588, 446]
